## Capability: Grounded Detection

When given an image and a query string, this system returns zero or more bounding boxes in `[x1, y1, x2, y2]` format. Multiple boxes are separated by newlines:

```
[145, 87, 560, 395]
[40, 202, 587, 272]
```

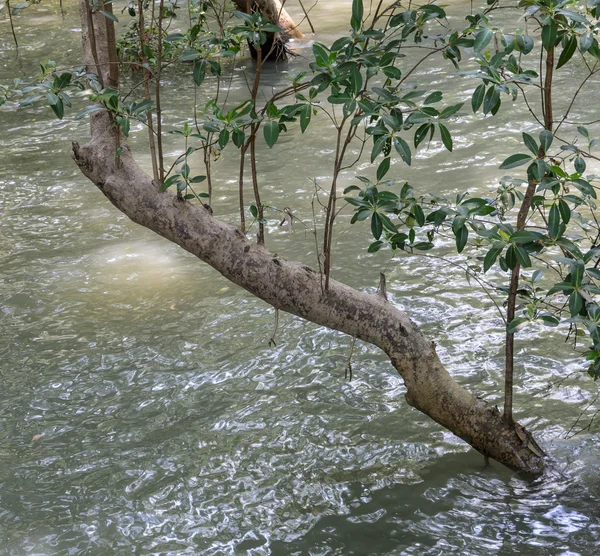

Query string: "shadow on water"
[272, 449, 600, 555]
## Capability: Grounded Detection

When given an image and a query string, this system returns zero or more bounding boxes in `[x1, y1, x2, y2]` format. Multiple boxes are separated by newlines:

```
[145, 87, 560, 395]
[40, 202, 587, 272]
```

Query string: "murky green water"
[1, 1, 600, 554]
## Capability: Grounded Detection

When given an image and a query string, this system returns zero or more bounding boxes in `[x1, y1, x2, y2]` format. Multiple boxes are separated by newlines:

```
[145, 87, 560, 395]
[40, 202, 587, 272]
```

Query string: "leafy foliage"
[5, 0, 600, 381]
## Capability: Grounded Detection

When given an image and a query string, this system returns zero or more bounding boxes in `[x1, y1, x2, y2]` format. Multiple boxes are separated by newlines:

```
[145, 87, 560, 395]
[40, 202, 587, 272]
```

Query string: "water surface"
[1, 1, 600, 554]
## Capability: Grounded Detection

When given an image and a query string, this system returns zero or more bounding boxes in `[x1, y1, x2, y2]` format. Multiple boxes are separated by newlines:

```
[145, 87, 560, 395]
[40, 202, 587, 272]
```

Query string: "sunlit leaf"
[499, 153, 532, 169]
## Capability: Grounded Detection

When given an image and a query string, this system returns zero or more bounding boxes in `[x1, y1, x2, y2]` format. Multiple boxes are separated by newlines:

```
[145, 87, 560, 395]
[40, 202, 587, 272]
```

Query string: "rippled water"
[1, 1, 600, 554]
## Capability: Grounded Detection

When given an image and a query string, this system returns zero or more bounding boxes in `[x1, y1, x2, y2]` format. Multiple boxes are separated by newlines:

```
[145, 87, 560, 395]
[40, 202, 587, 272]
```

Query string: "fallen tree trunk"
[75, 1, 546, 476]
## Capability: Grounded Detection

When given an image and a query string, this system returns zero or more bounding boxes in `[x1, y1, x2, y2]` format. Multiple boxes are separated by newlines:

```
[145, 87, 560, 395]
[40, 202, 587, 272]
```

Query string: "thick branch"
[75, 0, 545, 476]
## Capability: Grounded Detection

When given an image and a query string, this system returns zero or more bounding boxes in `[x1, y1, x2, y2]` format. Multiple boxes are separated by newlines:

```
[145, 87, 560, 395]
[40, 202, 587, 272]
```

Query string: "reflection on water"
[1, 1, 600, 554]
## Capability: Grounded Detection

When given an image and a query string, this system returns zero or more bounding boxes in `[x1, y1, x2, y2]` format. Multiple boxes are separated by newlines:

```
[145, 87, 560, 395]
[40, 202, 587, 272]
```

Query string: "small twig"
[155, 0, 165, 181]
[297, 0, 315, 33]
[85, 0, 104, 86]
[268, 309, 279, 347]
[138, 0, 159, 183]
[345, 336, 357, 381]
[564, 392, 599, 438]
[6, 0, 19, 50]
[310, 183, 324, 282]
[238, 143, 248, 234]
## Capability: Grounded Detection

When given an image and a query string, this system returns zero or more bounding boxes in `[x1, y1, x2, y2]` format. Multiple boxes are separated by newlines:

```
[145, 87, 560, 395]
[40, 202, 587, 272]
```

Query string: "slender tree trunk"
[504, 45, 555, 424]
[74, 0, 546, 476]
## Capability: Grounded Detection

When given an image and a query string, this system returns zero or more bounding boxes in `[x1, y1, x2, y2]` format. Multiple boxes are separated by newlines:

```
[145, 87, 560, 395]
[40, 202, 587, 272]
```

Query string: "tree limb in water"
[73, 0, 546, 476]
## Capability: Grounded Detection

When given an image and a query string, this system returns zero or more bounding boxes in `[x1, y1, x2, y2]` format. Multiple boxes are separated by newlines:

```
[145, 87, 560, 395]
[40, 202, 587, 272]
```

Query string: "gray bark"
[74, 1, 546, 476]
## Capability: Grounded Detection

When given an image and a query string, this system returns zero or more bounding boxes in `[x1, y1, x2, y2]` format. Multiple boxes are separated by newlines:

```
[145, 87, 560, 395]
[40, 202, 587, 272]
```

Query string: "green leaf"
[193, 60, 206, 86]
[250, 204, 258, 218]
[506, 245, 517, 269]
[203, 122, 220, 133]
[421, 107, 440, 117]
[439, 103, 463, 119]
[180, 49, 201, 62]
[510, 230, 545, 243]
[377, 157, 391, 181]
[556, 35, 577, 69]
[522, 132, 538, 156]
[539, 130, 553, 154]
[558, 199, 571, 225]
[571, 261, 585, 287]
[541, 21, 557, 52]
[507, 317, 529, 334]
[49, 97, 64, 119]
[75, 104, 104, 120]
[414, 123, 432, 148]
[569, 291, 584, 317]
[161, 175, 180, 191]
[515, 244, 531, 268]
[232, 128, 245, 148]
[483, 85, 500, 115]
[515, 35, 534, 55]
[483, 243, 504, 272]
[263, 120, 280, 148]
[368, 240, 383, 253]
[312, 42, 330, 67]
[574, 157, 586, 174]
[165, 33, 185, 43]
[371, 212, 383, 240]
[455, 225, 468, 253]
[471, 83, 485, 113]
[218, 128, 229, 148]
[548, 203, 560, 239]
[572, 179, 596, 198]
[233, 10, 254, 23]
[580, 33, 594, 54]
[499, 153, 532, 169]
[438, 123, 452, 152]
[351, 0, 364, 31]
[382, 66, 401, 80]
[537, 315, 559, 327]
[547, 281, 575, 295]
[557, 9, 589, 24]
[413, 204, 425, 227]
[556, 238, 584, 259]
[474, 28, 493, 53]
[119, 116, 130, 137]
[181, 163, 190, 180]
[412, 242, 434, 251]
[99, 10, 118, 22]
[349, 65, 363, 96]
[46, 92, 59, 106]
[378, 212, 397, 233]
[394, 136, 411, 165]
[424, 91, 442, 104]
[261, 24, 281, 33]
[371, 135, 388, 162]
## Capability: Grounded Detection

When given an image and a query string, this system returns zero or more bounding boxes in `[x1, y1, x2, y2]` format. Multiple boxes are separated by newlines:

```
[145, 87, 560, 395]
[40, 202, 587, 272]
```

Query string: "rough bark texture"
[75, 2, 546, 476]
